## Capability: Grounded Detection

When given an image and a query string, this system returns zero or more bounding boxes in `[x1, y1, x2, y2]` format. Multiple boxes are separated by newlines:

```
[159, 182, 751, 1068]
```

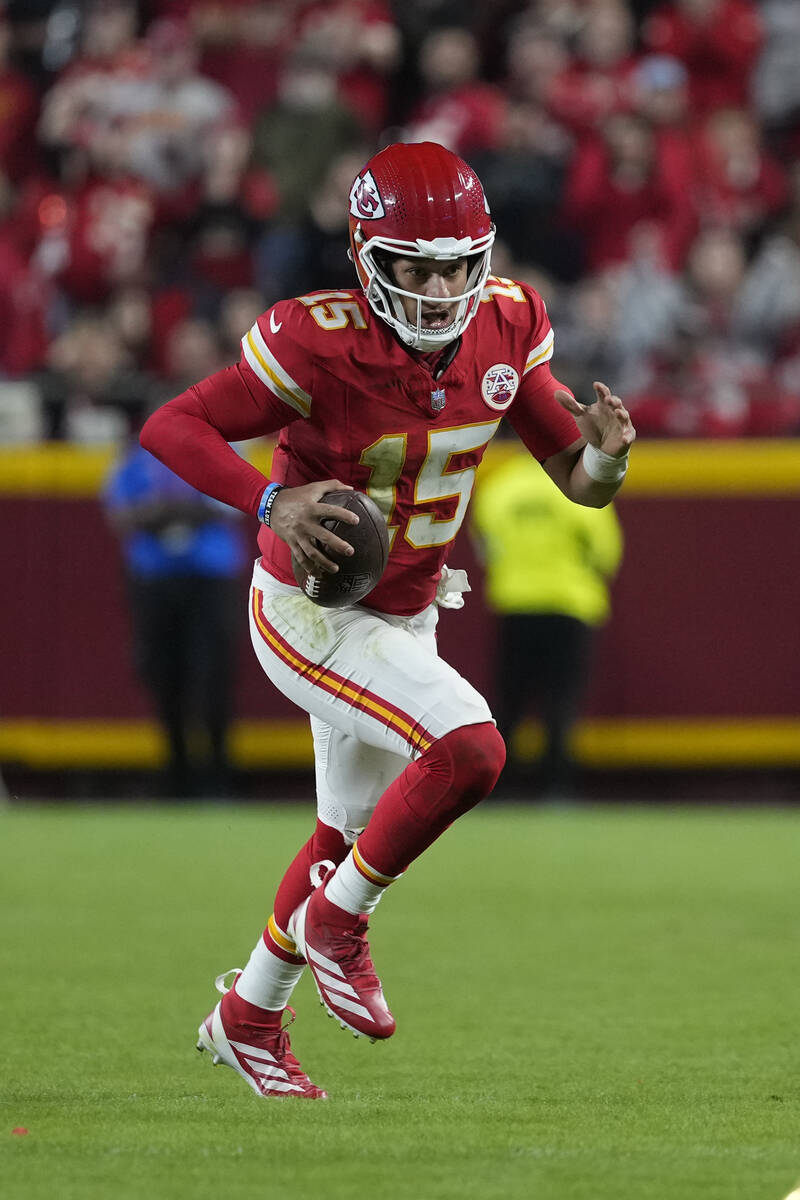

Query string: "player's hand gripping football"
[556, 381, 636, 458]
[269, 480, 359, 575]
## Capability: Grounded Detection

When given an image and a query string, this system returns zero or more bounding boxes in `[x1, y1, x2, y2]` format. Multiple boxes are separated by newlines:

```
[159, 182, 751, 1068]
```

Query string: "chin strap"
[433, 335, 462, 379]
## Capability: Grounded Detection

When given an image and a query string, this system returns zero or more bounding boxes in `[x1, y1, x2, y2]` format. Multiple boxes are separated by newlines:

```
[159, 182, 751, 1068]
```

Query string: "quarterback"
[140, 140, 635, 1099]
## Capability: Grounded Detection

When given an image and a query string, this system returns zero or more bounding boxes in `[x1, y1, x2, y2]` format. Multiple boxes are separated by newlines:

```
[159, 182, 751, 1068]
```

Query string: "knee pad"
[403, 721, 506, 824]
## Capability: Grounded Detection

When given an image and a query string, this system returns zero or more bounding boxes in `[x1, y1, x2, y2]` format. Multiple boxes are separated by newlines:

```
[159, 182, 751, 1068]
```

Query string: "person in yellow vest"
[472, 446, 623, 797]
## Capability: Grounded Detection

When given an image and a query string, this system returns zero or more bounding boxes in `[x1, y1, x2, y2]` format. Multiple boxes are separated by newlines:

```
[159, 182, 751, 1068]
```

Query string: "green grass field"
[2, 801, 799, 1200]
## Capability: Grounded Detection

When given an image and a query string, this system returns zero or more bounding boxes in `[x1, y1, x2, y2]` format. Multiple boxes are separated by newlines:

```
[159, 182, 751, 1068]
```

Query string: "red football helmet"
[348, 141, 495, 352]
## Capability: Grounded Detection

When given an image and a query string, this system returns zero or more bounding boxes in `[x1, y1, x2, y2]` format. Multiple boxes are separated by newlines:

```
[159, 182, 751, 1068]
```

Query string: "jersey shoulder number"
[295, 289, 370, 334]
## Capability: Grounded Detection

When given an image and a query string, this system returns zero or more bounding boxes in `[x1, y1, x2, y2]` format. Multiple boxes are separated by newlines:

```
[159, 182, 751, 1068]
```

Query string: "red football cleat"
[292, 889, 396, 1041]
[196, 971, 328, 1099]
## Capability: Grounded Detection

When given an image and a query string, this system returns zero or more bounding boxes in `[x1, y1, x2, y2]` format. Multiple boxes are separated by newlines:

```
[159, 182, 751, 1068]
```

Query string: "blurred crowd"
[2, 0, 800, 441]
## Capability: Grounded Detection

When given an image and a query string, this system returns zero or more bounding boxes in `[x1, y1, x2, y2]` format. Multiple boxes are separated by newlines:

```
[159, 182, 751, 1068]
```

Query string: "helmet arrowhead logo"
[349, 170, 385, 220]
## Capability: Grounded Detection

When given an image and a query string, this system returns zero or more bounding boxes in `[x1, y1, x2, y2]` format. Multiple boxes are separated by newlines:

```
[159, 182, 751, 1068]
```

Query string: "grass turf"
[1, 802, 799, 1200]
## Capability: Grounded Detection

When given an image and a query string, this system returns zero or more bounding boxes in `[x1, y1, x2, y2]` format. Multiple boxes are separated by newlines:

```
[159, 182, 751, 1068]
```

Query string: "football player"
[141, 140, 635, 1099]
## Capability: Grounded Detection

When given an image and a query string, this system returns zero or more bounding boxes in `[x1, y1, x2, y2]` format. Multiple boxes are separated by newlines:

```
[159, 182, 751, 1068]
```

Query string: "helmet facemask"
[352, 229, 494, 352]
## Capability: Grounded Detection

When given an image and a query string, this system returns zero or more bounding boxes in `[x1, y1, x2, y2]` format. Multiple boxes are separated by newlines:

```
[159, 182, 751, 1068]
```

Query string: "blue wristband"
[258, 482, 284, 527]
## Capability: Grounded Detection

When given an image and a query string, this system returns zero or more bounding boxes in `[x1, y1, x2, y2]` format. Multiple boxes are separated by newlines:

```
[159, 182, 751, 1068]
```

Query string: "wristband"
[258, 482, 285, 527]
[582, 442, 629, 484]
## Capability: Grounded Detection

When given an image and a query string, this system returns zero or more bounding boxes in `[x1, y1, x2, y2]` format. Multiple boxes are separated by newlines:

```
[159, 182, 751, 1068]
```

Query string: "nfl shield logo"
[431, 387, 446, 411]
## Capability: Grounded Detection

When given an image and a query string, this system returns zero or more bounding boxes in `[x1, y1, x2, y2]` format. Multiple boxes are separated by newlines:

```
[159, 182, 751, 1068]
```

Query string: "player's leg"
[247, 566, 505, 1039]
[221, 726, 408, 1044]
[293, 718, 505, 1039]
[197, 803, 347, 1098]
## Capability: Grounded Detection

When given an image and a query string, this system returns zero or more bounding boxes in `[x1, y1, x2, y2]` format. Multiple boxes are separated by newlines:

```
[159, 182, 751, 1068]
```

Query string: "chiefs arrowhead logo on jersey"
[349, 170, 385, 220]
[481, 363, 520, 411]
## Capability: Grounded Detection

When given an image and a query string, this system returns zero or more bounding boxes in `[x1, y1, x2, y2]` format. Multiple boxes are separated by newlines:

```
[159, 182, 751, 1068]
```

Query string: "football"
[291, 489, 390, 608]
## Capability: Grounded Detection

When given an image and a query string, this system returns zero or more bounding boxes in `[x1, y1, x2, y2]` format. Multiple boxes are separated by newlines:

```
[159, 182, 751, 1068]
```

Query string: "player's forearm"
[546, 443, 630, 508]
[567, 451, 628, 508]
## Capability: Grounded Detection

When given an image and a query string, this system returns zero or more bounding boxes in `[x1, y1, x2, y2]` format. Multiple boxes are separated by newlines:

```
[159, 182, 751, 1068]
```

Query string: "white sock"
[323, 846, 400, 916]
[234, 935, 304, 1012]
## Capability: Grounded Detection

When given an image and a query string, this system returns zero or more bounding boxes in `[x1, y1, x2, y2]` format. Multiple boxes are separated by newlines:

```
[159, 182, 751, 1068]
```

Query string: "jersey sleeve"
[140, 300, 315, 516]
[507, 284, 582, 461]
[240, 299, 315, 420]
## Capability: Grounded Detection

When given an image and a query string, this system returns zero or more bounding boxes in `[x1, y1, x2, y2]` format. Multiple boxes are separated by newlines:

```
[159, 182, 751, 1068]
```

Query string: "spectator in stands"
[180, 123, 271, 306]
[631, 52, 693, 143]
[157, 314, 226, 394]
[189, 0, 289, 123]
[753, 0, 800, 146]
[532, 0, 585, 40]
[37, 0, 147, 180]
[503, 18, 571, 110]
[106, 285, 154, 371]
[0, 5, 40, 183]
[217, 286, 268, 363]
[546, 0, 640, 139]
[40, 10, 238, 199]
[472, 100, 579, 281]
[550, 269, 638, 400]
[48, 134, 157, 305]
[114, 17, 239, 196]
[693, 106, 789, 243]
[254, 145, 370, 300]
[404, 26, 507, 158]
[0, 167, 51, 376]
[33, 311, 159, 440]
[623, 225, 794, 436]
[563, 108, 695, 272]
[0, 0, 797, 446]
[250, 46, 363, 221]
[726, 162, 800, 432]
[289, 0, 401, 137]
[642, 0, 763, 116]
[472, 444, 623, 798]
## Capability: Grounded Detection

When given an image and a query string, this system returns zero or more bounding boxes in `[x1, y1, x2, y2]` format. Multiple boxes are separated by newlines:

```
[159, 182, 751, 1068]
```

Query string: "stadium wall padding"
[2, 440, 799, 768]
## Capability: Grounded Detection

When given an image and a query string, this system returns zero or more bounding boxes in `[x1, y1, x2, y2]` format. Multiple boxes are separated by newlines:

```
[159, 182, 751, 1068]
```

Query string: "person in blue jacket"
[105, 441, 247, 797]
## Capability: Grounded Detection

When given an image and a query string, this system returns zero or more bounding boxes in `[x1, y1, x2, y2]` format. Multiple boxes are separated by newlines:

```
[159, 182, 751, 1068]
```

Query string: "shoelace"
[236, 1006, 311, 1079]
[236, 1004, 297, 1044]
[325, 922, 379, 983]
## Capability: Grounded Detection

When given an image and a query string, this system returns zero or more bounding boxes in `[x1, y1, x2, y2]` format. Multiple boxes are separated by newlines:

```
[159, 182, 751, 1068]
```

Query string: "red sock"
[271, 818, 349, 934]
[356, 722, 505, 878]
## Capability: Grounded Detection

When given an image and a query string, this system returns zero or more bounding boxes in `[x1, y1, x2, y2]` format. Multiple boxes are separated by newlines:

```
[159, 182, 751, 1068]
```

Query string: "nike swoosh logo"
[269, 312, 282, 334]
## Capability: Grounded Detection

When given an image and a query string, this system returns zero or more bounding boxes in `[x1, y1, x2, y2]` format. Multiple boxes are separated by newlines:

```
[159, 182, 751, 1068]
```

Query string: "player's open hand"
[269, 480, 359, 575]
[556, 382, 636, 458]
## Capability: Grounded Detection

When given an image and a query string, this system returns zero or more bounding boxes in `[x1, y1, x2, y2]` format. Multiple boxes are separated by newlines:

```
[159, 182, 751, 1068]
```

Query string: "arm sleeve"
[504, 285, 583, 460]
[506, 364, 582, 462]
[140, 360, 299, 517]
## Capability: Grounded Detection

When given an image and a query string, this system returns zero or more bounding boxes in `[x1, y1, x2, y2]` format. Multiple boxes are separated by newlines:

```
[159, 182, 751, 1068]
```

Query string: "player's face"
[391, 257, 470, 333]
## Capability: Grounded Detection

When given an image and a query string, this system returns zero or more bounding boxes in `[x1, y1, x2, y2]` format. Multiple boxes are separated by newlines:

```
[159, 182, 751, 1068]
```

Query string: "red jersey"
[141, 278, 581, 616]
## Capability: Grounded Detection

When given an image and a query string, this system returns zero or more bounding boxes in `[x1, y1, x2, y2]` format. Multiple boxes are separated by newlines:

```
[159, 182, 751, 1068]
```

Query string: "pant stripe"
[252, 588, 433, 753]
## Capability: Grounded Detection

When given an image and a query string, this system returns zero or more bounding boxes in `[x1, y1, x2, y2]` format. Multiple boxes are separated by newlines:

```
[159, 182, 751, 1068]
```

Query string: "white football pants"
[248, 559, 492, 843]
